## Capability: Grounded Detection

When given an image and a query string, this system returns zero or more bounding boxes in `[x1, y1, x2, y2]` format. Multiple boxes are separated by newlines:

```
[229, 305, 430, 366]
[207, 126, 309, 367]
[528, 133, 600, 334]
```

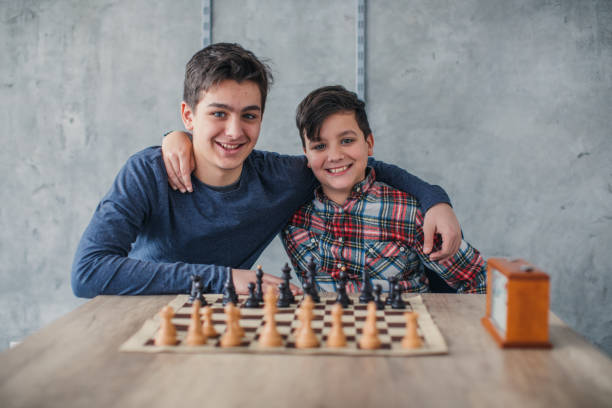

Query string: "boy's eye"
[212, 111, 226, 118]
[312, 143, 326, 151]
[243, 113, 258, 120]
[341, 138, 354, 145]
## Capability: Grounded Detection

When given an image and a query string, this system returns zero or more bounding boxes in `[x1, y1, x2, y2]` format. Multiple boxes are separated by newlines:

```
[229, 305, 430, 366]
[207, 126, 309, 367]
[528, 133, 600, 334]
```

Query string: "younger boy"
[281, 86, 486, 293]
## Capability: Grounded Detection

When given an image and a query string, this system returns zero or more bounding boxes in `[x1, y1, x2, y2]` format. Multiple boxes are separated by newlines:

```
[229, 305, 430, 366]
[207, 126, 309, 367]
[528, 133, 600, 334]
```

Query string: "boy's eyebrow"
[207, 103, 261, 112]
[307, 129, 358, 145]
[337, 130, 358, 137]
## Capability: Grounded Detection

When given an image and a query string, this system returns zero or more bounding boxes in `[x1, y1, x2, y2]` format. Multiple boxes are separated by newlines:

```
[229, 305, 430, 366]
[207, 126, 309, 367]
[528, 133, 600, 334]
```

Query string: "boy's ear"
[302, 146, 312, 168]
[366, 133, 374, 156]
[181, 102, 195, 131]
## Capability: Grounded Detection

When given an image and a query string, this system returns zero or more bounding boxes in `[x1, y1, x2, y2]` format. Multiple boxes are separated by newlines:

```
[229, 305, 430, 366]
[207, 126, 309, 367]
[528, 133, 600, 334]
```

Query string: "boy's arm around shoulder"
[71, 148, 226, 297]
[369, 158, 461, 261]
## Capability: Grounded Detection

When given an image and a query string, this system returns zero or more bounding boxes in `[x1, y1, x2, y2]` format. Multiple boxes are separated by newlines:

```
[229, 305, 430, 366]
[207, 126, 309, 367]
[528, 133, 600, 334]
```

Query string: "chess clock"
[481, 258, 552, 348]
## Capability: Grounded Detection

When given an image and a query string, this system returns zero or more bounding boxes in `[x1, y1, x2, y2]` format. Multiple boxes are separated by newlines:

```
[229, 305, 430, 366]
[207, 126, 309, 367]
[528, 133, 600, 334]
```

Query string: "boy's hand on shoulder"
[422, 203, 461, 262]
[162, 131, 195, 193]
[232, 269, 302, 296]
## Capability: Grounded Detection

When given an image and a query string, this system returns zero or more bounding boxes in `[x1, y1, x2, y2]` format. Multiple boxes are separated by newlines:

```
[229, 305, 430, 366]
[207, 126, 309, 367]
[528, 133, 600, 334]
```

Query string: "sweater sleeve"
[71, 150, 227, 298]
[368, 158, 451, 213]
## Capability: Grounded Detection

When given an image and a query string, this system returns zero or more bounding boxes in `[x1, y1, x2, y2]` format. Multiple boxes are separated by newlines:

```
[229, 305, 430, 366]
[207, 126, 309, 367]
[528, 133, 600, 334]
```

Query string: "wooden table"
[1, 294, 611, 408]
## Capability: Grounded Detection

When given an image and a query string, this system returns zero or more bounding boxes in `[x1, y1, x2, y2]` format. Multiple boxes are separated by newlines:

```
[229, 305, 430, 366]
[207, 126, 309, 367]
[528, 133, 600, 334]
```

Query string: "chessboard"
[120, 293, 448, 357]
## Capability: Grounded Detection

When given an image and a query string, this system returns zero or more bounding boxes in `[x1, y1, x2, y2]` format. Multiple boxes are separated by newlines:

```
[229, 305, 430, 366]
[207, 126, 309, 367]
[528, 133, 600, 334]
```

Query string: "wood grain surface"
[1, 294, 611, 408]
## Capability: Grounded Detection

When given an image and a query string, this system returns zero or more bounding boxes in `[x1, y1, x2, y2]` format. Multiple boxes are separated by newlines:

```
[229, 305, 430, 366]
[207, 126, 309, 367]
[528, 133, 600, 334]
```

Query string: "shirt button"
[400, 247, 405, 252]
[338, 237, 343, 243]
[369, 248, 375, 254]
[337, 263, 343, 268]
[310, 238, 316, 243]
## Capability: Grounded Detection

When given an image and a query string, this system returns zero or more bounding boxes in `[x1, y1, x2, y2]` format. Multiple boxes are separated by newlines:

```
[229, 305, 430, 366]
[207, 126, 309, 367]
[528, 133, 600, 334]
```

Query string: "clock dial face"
[490, 268, 508, 335]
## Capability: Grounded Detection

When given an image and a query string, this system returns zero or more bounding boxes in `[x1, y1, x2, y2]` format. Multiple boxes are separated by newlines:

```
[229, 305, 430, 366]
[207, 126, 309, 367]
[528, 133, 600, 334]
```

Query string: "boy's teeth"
[220, 143, 239, 150]
[328, 166, 349, 174]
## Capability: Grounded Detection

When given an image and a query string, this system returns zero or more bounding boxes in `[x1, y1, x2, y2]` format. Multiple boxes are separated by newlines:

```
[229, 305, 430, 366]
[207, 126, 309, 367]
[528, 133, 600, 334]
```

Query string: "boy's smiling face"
[304, 111, 374, 205]
[181, 79, 262, 186]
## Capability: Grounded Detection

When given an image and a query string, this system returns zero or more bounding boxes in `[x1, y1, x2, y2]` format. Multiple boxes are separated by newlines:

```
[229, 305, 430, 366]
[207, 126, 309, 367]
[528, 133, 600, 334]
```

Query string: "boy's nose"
[328, 145, 345, 161]
[225, 117, 243, 139]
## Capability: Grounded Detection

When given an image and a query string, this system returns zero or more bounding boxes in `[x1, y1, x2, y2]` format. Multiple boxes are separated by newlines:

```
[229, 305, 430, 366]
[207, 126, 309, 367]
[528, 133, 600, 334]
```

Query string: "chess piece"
[277, 282, 291, 308]
[189, 274, 207, 306]
[255, 265, 264, 302]
[302, 281, 312, 304]
[232, 303, 245, 338]
[222, 267, 239, 306]
[220, 303, 242, 347]
[295, 295, 320, 349]
[155, 306, 177, 346]
[358, 302, 381, 349]
[386, 276, 398, 305]
[201, 305, 219, 338]
[282, 263, 296, 303]
[326, 303, 347, 348]
[391, 283, 406, 309]
[185, 300, 207, 346]
[359, 268, 374, 304]
[335, 267, 352, 307]
[259, 286, 283, 347]
[374, 284, 385, 310]
[294, 294, 315, 339]
[402, 312, 422, 349]
[244, 282, 260, 308]
[306, 258, 320, 303]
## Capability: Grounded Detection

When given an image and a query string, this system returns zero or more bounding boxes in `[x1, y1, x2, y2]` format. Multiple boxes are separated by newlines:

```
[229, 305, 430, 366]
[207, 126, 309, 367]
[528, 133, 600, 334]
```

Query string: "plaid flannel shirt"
[281, 168, 486, 294]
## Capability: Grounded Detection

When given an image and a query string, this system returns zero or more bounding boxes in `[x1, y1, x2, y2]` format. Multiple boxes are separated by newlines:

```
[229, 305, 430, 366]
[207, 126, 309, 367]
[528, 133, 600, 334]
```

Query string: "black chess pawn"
[359, 267, 374, 304]
[255, 265, 264, 302]
[374, 284, 385, 310]
[386, 276, 398, 305]
[391, 283, 406, 309]
[189, 275, 207, 306]
[222, 267, 239, 306]
[282, 263, 296, 303]
[277, 282, 291, 308]
[244, 282, 260, 308]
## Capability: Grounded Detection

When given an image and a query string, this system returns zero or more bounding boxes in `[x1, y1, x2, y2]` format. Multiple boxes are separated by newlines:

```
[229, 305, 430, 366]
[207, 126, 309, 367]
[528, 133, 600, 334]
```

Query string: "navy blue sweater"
[71, 147, 450, 297]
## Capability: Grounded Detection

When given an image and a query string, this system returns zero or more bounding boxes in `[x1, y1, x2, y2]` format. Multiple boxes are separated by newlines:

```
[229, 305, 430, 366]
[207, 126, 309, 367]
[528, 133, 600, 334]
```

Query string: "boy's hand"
[422, 203, 462, 262]
[232, 268, 302, 296]
[161, 131, 195, 193]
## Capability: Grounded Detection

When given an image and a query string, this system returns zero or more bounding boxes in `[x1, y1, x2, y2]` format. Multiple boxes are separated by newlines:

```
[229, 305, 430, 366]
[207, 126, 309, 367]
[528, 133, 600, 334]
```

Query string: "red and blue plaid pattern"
[281, 168, 486, 294]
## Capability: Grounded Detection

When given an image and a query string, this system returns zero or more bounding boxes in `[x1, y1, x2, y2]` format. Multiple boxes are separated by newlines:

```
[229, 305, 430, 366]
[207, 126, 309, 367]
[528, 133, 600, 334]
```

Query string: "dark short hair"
[295, 85, 372, 148]
[183, 43, 273, 113]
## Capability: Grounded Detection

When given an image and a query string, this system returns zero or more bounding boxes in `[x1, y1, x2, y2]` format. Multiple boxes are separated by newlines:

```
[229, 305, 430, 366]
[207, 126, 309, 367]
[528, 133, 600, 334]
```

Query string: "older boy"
[281, 86, 486, 293]
[72, 43, 461, 298]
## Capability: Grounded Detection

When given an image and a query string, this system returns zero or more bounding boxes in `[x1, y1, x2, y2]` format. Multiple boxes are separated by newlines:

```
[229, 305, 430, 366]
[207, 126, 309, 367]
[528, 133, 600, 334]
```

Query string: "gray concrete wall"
[1, 0, 610, 355]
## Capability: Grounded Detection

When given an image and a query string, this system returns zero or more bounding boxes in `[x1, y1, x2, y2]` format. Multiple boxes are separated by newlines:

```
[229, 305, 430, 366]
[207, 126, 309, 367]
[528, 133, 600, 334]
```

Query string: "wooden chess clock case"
[481, 258, 552, 348]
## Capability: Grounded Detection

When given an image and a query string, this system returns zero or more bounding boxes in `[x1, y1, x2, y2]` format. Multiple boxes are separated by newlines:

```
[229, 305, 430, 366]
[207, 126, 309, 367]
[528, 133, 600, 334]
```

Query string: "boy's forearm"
[368, 158, 451, 212]
[71, 221, 228, 297]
